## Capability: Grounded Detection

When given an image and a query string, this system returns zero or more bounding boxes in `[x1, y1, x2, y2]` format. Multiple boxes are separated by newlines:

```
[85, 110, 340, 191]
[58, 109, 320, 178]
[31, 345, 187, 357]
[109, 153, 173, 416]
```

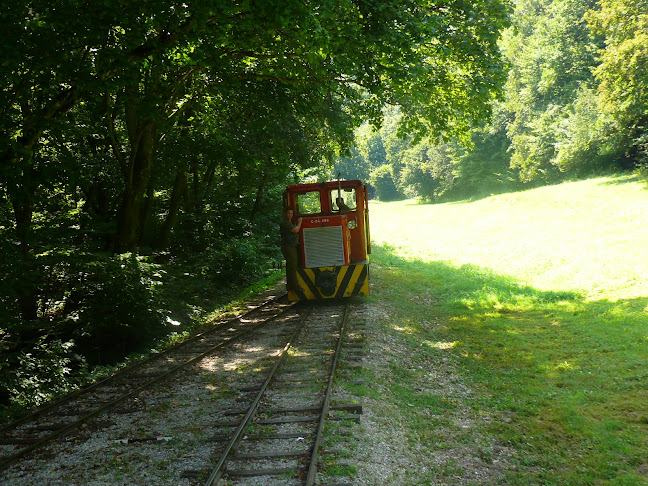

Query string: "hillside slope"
[371, 175, 648, 299]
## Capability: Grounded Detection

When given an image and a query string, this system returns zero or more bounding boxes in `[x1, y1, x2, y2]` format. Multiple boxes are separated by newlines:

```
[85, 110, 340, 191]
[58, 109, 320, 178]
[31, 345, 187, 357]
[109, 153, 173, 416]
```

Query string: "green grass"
[368, 175, 648, 485]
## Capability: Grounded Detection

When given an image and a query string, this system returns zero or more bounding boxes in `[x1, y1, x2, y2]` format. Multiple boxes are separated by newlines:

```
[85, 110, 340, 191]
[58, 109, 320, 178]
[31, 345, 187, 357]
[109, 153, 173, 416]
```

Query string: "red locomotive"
[282, 177, 371, 301]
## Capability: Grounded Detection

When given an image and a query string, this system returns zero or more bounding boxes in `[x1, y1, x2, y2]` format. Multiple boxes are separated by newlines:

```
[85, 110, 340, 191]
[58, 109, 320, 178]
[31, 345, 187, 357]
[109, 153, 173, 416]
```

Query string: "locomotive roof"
[286, 179, 364, 192]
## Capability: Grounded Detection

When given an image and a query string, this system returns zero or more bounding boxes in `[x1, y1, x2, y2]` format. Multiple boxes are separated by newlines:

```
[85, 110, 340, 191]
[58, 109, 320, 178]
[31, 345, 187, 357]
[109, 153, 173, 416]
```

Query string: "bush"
[201, 235, 278, 289]
[66, 253, 164, 364]
[370, 164, 401, 201]
[0, 251, 166, 411]
[7, 337, 83, 408]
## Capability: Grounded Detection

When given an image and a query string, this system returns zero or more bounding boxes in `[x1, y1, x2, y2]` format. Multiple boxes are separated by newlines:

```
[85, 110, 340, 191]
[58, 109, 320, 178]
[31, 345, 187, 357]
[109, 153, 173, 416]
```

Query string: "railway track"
[199, 301, 360, 485]
[0, 293, 292, 473]
[0, 296, 365, 485]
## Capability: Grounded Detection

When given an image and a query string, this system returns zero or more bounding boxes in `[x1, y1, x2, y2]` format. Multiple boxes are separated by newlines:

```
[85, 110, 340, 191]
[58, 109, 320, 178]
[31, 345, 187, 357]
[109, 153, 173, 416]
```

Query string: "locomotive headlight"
[348, 219, 357, 229]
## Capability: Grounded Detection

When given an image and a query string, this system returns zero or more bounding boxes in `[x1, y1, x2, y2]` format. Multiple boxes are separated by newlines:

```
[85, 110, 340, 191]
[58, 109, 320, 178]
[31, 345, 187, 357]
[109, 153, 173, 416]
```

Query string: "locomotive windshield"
[295, 191, 321, 215]
[330, 188, 357, 212]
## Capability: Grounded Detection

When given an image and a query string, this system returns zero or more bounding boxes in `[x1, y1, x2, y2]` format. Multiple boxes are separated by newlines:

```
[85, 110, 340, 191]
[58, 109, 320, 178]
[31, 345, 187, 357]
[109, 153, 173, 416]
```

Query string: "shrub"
[65, 253, 164, 364]
[6, 337, 82, 408]
[201, 235, 277, 289]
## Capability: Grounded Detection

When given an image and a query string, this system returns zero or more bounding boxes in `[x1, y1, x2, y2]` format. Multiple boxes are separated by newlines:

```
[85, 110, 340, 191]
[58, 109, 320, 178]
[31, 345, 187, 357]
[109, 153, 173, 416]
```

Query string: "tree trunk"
[250, 168, 269, 223]
[11, 195, 38, 320]
[6, 151, 39, 320]
[157, 167, 188, 249]
[138, 178, 155, 247]
[15, 255, 38, 321]
[10, 191, 33, 256]
[114, 121, 158, 253]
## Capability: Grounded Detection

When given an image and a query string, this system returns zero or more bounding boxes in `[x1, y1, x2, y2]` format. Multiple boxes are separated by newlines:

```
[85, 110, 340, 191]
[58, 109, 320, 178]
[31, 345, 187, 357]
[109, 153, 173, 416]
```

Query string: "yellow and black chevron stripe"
[288, 263, 369, 301]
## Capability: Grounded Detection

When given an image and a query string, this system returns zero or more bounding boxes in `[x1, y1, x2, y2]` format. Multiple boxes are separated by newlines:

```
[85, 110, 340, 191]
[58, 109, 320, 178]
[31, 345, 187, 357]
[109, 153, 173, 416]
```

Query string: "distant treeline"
[336, 0, 648, 201]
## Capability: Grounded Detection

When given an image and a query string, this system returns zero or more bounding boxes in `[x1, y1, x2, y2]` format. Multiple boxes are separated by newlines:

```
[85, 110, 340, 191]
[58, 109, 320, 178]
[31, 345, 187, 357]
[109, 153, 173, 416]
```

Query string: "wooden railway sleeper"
[203, 305, 314, 485]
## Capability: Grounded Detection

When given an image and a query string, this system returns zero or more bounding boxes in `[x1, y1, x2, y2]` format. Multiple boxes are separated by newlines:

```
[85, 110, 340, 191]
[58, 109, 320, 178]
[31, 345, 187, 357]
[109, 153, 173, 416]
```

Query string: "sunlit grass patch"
[371, 175, 648, 299]
[422, 340, 458, 350]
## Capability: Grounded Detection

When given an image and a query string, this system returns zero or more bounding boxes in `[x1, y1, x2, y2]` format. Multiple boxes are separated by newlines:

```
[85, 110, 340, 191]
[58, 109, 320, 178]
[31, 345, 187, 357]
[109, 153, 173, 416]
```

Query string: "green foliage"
[359, 129, 388, 170]
[2, 0, 513, 255]
[442, 117, 519, 200]
[398, 143, 455, 200]
[553, 87, 625, 174]
[335, 0, 645, 201]
[6, 338, 82, 408]
[200, 236, 279, 289]
[66, 254, 165, 364]
[334, 145, 371, 181]
[337, 105, 522, 202]
[587, 0, 648, 167]
[369, 165, 401, 201]
[502, 0, 603, 181]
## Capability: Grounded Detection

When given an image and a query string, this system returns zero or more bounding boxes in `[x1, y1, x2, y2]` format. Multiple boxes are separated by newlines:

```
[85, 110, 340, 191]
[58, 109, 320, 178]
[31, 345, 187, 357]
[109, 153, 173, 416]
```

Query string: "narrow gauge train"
[282, 177, 371, 301]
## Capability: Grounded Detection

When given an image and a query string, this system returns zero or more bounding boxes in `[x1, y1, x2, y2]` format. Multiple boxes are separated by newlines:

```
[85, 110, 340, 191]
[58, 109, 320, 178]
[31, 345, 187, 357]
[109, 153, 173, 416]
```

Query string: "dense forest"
[336, 0, 648, 201]
[1, 0, 646, 412]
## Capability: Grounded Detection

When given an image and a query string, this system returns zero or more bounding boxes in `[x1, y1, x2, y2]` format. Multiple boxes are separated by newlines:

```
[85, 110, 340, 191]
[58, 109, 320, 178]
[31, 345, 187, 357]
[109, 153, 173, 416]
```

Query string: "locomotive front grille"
[302, 225, 346, 268]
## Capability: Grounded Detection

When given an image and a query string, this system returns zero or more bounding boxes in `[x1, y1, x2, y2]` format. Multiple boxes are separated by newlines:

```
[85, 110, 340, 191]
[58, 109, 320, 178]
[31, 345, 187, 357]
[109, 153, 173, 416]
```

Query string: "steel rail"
[305, 303, 349, 485]
[0, 295, 291, 473]
[204, 305, 314, 486]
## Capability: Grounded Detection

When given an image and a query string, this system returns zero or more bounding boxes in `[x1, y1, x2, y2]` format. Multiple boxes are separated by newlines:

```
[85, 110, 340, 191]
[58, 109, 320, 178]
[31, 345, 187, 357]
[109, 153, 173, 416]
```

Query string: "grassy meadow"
[362, 175, 648, 485]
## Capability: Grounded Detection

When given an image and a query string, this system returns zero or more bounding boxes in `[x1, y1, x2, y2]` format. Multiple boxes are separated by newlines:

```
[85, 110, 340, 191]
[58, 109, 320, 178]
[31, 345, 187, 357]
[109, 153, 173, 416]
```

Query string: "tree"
[399, 143, 452, 200]
[334, 145, 371, 181]
[553, 87, 621, 174]
[1, 0, 512, 321]
[0, 1, 101, 253]
[587, 0, 648, 167]
[501, 0, 601, 181]
[370, 164, 401, 201]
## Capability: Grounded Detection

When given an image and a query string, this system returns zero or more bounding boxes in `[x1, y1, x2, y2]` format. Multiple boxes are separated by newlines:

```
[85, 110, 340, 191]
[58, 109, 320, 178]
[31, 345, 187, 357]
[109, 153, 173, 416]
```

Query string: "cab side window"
[295, 191, 321, 214]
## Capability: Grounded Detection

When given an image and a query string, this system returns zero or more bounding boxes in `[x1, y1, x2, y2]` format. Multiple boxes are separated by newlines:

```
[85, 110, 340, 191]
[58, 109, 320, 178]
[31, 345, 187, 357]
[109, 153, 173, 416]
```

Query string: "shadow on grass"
[380, 174, 645, 209]
[597, 173, 643, 186]
[372, 243, 648, 484]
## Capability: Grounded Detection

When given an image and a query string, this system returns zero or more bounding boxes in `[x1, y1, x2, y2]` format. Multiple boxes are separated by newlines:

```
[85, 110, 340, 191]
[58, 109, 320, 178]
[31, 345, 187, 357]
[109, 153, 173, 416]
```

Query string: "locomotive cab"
[282, 178, 371, 301]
